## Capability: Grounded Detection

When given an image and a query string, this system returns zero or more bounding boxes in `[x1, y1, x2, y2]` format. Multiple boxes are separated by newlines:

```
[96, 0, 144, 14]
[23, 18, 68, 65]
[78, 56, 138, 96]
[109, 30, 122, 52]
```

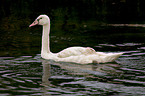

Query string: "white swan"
[29, 15, 123, 64]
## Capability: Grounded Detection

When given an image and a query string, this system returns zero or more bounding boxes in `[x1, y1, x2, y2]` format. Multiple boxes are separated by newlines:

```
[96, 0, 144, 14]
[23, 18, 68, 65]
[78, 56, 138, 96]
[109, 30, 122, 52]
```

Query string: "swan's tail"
[93, 52, 124, 63]
[105, 52, 124, 62]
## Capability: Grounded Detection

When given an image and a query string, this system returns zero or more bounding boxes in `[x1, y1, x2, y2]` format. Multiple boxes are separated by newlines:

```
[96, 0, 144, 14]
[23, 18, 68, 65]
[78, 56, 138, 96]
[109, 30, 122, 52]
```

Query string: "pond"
[0, 25, 145, 95]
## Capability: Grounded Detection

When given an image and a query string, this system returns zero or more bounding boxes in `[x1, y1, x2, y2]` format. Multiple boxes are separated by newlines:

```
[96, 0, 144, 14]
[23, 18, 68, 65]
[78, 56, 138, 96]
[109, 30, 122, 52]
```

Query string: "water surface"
[0, 26, 145, 95]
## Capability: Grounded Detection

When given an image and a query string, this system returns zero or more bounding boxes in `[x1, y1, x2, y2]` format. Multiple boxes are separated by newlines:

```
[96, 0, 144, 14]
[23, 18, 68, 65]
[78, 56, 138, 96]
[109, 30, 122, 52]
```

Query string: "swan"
[29, 15, 123, 64]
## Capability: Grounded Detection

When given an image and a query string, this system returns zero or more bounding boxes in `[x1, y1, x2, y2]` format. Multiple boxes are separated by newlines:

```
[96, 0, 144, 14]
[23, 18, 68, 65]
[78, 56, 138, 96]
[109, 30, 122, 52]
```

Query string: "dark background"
[1, 0, 145, 22]
[1, 0, 145, 33]
[0, 0, 145, 56]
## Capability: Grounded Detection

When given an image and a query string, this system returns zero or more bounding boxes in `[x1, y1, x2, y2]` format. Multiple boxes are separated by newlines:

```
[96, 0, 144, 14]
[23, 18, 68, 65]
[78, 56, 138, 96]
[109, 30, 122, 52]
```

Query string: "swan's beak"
[29, 20, 39, 27]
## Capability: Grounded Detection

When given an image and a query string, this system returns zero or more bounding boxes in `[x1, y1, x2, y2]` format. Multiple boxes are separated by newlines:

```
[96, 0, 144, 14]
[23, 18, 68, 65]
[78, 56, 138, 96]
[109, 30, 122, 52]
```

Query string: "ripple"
[114, 79, 145, 86]
[0, 42, 145, 96]
[138, 47, 145, 50]
[116, 43, 143, 46]
[121, 68, 145, 73]
[98, 43, 143, 47]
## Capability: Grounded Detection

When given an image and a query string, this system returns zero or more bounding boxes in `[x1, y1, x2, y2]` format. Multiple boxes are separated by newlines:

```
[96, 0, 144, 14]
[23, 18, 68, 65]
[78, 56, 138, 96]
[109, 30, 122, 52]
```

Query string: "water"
[0, 26, 145, 95]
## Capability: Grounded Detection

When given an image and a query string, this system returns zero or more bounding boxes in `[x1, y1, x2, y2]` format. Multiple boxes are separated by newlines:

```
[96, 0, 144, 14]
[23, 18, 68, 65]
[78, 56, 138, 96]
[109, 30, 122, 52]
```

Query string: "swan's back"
[57, 47, 96, 58]
[55, 47, 123, 64]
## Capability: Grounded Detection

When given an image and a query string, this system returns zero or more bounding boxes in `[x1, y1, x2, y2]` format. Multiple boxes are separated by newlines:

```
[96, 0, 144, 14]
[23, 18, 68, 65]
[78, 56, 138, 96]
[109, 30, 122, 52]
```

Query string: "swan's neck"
[41, 23, 50, 54]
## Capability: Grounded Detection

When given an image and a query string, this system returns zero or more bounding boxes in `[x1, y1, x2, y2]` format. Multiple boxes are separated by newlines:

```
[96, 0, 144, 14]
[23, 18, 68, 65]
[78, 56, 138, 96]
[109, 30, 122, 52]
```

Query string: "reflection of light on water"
[98, 43, 143, 47]
[138, 47, 145, 50]
[107, 24, 145, 27]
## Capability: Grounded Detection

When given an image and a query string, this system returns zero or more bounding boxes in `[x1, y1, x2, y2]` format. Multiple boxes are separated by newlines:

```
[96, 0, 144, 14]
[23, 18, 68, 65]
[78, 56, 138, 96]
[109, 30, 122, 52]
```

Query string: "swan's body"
[29, 15, 123, 64]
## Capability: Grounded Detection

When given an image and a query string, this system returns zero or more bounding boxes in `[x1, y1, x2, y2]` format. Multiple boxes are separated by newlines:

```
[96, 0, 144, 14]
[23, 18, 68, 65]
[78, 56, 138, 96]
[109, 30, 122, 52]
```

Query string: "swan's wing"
[57, 47, 96, 58]
[56, 52, 123, 64]
[46, 47, 123, 64]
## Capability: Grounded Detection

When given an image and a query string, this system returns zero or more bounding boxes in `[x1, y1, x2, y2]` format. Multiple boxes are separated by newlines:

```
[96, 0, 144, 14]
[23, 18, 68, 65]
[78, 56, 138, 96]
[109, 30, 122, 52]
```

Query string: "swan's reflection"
[41, 59, 123, 86]
[42, 59, 51, 86]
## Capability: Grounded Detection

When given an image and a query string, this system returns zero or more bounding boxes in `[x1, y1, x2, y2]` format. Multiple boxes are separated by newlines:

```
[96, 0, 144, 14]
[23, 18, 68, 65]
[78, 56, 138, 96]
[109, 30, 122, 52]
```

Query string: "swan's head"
[29, 15, 50, 27]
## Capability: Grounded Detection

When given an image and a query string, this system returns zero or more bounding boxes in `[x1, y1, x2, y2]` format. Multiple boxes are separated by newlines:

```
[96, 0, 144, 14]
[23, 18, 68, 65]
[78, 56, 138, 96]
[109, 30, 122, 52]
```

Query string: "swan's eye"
[37, 17, 43, 22]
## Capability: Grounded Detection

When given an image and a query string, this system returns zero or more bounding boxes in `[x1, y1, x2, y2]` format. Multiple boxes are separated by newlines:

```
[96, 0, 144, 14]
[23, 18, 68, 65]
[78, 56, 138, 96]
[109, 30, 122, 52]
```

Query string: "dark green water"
[0, 25, 145, 95]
